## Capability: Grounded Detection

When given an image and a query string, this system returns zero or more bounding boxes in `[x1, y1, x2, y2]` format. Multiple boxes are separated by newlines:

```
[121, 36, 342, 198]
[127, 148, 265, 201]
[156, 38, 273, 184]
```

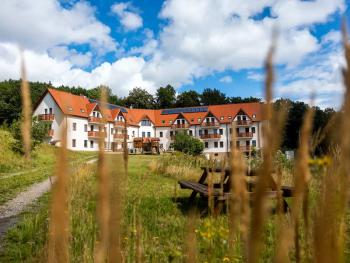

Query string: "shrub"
[172, 132, 204, 156]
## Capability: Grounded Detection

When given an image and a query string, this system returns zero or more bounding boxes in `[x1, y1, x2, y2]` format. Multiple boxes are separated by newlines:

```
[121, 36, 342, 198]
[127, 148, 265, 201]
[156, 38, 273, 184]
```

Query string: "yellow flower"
[223, 257, 230, 262]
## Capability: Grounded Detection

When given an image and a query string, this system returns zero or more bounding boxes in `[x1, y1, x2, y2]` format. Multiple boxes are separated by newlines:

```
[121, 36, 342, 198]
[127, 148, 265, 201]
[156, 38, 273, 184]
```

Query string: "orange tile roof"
[35, 88, 263, 126]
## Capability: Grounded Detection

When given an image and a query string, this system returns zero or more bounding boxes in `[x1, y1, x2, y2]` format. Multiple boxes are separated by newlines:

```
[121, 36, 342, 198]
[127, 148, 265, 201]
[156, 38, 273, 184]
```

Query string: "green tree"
[10, 116, 51, 154]
[201, 88, 228, 105]
[176, 90, 201, 107]
[124, 87, 155, 109]
[229, 96, 261, 103]
[156, 85, 176, 108]
[172, 132, 204, 155]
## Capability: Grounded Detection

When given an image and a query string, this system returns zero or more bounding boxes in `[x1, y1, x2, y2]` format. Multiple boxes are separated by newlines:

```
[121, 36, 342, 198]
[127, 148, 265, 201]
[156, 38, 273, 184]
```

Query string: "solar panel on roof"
[89, 99, 128, 113]
[161, 107, 208, 115]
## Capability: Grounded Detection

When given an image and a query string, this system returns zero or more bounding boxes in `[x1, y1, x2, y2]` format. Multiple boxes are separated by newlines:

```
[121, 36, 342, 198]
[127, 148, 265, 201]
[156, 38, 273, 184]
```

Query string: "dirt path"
[0, 158, 97, 245]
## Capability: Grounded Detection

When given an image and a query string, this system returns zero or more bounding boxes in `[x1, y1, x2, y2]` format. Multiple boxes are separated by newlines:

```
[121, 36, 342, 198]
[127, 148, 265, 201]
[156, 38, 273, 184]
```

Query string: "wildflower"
[223, 257, 230, 262]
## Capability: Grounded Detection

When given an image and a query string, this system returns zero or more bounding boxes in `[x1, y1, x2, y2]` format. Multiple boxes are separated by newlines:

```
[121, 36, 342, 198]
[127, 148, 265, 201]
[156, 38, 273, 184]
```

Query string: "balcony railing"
[47, 129, 54, 137]
[200, 134, 221, 140]
[235, 120, 252, 126]
[88, 116, 104, 124]
[113, 134, 129, 140]
[237, 132, 253, 138]
[114, 121, 127, 127]
[201, 121, 220, 127]
[88, 131, 106, 138]
[171, 123, 189, 129]
[38, 114, 55, 121]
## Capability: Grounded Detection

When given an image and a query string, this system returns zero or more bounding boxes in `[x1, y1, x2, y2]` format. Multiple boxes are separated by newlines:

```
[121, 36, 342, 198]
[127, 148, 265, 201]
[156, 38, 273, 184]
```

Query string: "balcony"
[47, 129, 54, 137]
[240, 146, 252, 152]
[171, 123, 189, 129]
[237, 132, 253, 138]
[88, 116, 104, 125]
[114, 121, 127, 127]
[201, 121, 220, 128]
[88, 131, 106, 138]
[200, 134, 221, 140]
[235, 120, 252, 126]
[113, 134, 129, 140]
[38, 114, 54, 121]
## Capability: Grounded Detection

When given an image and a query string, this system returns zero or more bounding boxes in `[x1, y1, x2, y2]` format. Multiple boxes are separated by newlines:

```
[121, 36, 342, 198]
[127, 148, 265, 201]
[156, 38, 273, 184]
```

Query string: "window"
[252, 140, 257, 147]
[44, 108, 48, 114]
[219, 129, 223, 135]
[159, 131, 163, 137]
[189, 130, 193, 136]
[132, 131, 135, 137]
[242, 116, 246, 120]
[252, 114, 256, 119]
[84, 124, 87, 132]
[205, 142, 208, 148]
[228, 116, 232, 120]
[72, 139, 76, 147]
[162, 120, 165, 124]
[90, 140, 94, 148]
[49, 108, 53, 114]
[214, 142, 218, 148]
[229, 128, 232, 134]
[142, 132, 145, 137]
[84, 140, 88, 148]
[141, 120, 151, 126]
[90, 125, 94, 131]
[147, 132, 151, 137]
[170, 131, 174, 137]
[220, 141, 224, 148]
[214, 129, 217, 134]
[252, 127, 256, 133]
[199, 130, 203, 135]
[198, 118, 201, 123]
[220, 116, 224, 120]
[73, 122, 77, 131]
[111, 128, 114, 134]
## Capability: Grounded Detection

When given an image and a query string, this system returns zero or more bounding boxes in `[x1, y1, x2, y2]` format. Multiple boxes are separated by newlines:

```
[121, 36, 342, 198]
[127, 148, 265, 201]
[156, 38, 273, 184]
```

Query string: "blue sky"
[0, 0, 348, 108]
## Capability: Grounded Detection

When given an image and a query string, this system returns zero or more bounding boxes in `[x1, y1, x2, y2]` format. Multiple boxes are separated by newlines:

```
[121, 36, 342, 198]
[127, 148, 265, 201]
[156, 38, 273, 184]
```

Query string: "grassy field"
[0, 154, 283, 262]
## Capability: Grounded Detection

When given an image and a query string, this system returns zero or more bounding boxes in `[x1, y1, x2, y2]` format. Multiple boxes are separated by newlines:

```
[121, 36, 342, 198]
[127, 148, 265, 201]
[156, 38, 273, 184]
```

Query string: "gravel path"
[0, 158, 97, 245]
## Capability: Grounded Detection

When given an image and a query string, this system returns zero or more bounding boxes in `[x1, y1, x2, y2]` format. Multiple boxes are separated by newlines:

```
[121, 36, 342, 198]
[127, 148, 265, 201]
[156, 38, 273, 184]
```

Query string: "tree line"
[0, 79, 336, 152]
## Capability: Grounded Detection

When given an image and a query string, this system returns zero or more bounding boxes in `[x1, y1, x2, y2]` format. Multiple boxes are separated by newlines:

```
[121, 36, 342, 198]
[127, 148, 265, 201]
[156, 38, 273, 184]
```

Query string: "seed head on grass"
[20, 52, 32, 160]
[48, 121, 69, 263]
[95, 86, 111, 263]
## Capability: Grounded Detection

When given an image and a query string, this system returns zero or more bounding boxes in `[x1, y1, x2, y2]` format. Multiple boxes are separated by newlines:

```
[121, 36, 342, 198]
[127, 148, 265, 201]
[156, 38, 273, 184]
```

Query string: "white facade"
[34, 92, 263, 154]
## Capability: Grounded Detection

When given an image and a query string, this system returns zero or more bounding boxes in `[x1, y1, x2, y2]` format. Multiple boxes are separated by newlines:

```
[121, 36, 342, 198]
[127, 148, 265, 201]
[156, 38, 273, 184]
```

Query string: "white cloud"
[0, 42, 156, 96]
[247, 71, 264, 82]
[219, 76, 232, 83]
[0, 0, 116, 53]
[48, 46, 92, 67]
[111, 2, 143, 31]
[277, 40, 345, 109]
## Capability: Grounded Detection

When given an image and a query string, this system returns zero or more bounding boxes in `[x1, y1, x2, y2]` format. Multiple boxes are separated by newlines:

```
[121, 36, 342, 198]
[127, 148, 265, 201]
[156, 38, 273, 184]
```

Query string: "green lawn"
[0, 154, 280, 262]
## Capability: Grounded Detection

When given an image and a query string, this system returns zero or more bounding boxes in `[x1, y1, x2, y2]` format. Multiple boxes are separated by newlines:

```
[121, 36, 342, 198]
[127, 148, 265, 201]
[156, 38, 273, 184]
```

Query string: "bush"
[10, 116, 51, 154]
[172, 132, 204, 156]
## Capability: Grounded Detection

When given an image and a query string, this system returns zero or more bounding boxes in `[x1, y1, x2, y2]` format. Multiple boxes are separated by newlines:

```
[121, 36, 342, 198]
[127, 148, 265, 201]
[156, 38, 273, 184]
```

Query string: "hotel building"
[33, 88, 265, 157]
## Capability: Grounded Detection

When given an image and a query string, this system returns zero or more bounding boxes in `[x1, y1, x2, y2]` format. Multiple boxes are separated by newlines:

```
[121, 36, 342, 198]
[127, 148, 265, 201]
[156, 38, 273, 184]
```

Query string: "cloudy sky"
[0, 0, 348, 108]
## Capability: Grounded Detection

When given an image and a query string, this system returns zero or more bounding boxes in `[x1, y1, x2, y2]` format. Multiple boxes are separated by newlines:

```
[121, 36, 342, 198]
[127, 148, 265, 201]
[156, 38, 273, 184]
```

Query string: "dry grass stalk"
[248, 43, 287, 263]
[20, 53, 32, 160]
[47, 121, 69, 263]
[313, 20, 350, 263]
[185, 210, 198, 263]
[291, 107, 314, 262]
[123, 119, 129, 173]
[135, 212, 143, 263]
[228, 122, 249, 260]
[95, 87, 111, 263]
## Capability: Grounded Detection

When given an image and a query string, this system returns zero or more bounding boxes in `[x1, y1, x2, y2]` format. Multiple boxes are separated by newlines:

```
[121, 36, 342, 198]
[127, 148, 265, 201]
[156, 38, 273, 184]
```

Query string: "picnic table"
[178, 167, 293, 214]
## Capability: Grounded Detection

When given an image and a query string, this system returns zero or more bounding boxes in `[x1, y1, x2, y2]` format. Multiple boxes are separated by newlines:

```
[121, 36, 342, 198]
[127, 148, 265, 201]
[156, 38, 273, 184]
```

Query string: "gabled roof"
[46, 88, 90, 118]
[34, 88, 263, 125]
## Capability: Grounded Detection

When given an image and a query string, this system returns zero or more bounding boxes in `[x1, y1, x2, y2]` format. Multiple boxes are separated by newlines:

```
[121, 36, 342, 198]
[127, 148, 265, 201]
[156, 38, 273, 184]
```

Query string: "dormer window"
[68, 106, 73, 111]
[80, 109, 85, 113]
[198, 118, 201, 122]
[220, 116, 224, 120]
[141, 119, 151, 126]
[228, 116, 232, 119]
[252, 114, 256, 119]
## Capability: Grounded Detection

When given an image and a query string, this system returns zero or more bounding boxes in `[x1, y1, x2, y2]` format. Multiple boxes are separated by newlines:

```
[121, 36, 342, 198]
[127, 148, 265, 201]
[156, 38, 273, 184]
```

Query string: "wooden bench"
[178, 167, 293, 214]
